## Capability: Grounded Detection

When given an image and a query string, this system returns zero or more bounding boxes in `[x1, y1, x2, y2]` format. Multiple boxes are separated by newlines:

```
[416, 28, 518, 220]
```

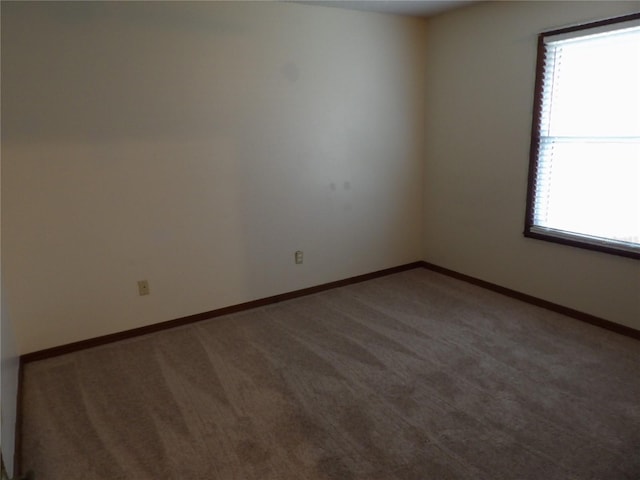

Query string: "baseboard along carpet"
[21, 268, 640, 479]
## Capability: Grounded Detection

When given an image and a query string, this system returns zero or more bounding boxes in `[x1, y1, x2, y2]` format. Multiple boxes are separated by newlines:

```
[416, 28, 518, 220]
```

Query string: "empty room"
[1, 1, 639, 479]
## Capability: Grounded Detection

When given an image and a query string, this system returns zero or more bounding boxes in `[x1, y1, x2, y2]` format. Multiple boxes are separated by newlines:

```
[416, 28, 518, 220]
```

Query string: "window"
[525, 13, 640, 259]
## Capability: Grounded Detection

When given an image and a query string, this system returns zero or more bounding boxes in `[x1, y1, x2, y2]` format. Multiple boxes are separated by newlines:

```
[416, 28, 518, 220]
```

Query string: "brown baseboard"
[21, 259, 638, 363]
[419, 261, 640, 341]
[20, 261, 425, 364]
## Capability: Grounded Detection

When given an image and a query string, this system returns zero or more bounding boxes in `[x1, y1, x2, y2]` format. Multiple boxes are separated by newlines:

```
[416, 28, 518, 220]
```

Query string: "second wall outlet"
[138, 280, 150, 296]
[295, 250, 303, 264]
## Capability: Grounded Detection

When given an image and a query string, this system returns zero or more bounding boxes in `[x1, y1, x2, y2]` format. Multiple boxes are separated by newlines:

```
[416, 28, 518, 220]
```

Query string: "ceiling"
[298, 1, 477, 17]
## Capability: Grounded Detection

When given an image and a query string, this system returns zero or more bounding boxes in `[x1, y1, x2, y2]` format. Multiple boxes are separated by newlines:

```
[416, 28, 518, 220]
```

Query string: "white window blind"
[529, 17, 640, 256]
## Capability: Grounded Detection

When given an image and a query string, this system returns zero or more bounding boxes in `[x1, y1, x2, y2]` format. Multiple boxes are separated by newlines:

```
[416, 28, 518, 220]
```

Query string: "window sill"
[524, 226, 640, 260]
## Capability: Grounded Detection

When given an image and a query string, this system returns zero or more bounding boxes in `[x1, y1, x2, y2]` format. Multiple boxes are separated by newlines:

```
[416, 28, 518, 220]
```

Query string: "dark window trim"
[524, 12, 640, 260]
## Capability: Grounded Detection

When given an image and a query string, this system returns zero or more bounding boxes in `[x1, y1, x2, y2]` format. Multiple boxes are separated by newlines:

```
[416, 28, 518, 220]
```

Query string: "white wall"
[4, 0, 638, 357]
[423, 1, 640, 330]
[1, 104, 20, 477]
[2, 2, 426, 354]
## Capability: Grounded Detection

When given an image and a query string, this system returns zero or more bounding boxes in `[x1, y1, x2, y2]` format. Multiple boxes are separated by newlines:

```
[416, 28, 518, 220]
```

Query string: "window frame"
[524, 12, 640, 260]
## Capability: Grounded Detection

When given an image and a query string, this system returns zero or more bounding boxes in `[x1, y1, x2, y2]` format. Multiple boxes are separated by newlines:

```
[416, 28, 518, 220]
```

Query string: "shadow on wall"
[1, 1, 425, 353]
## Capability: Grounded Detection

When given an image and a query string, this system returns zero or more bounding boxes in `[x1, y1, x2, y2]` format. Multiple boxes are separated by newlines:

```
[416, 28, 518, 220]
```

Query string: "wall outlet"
[137, 280, 150, 296]
[295, 250, 303, 264]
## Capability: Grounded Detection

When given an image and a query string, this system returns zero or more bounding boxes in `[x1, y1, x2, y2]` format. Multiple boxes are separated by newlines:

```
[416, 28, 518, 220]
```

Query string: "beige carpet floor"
[21, 268, 640, 479]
